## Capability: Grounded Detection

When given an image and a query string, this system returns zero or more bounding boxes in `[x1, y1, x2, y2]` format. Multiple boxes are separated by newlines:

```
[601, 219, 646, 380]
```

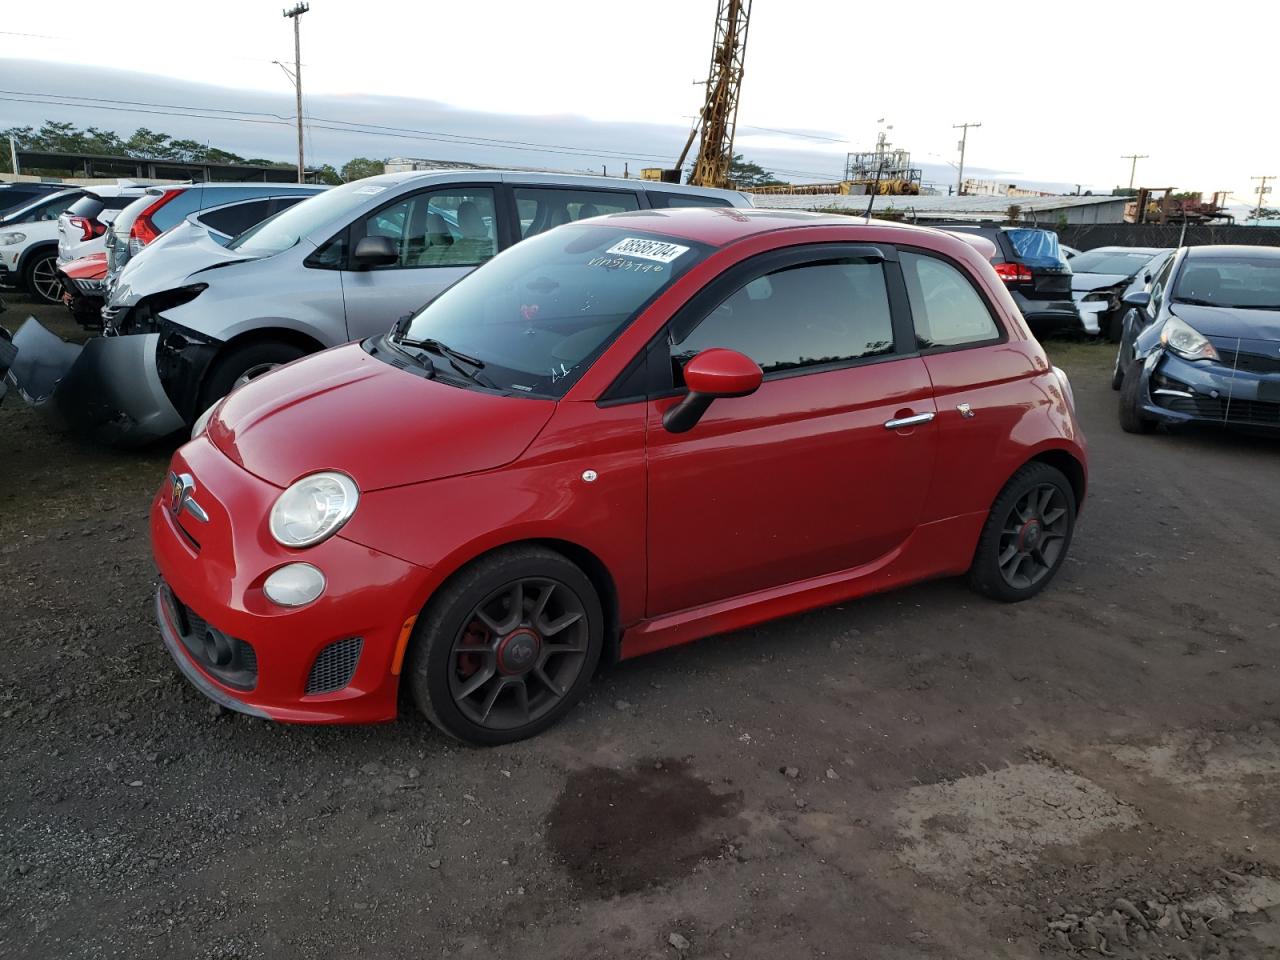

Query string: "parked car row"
[8, 170, 750, 445]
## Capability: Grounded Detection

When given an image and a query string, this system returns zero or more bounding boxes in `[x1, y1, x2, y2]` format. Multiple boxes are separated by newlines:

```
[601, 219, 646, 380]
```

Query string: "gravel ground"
[3, 296, 1280, 959]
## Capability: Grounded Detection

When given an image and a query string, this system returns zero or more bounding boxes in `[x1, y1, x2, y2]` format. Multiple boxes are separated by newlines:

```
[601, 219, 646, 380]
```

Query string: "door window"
[355, 188, 497, 269]
[900, 251, 1001, 349]
[670, 258, 894, 382]
[513, 187, 640, 239]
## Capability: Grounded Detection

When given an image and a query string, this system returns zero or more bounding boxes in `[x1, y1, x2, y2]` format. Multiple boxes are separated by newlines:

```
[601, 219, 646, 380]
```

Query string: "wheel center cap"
[1020, 520, 1042, 550]
[497, 628, 541, 676]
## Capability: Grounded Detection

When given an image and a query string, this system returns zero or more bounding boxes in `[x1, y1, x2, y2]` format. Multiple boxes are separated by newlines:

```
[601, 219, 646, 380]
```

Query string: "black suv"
[942, 224, 1079, 334]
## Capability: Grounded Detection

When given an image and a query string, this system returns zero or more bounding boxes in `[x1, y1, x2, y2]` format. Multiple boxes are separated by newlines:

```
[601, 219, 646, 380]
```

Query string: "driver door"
[645, 247, 938, 617]
[338, 186, 501, 340]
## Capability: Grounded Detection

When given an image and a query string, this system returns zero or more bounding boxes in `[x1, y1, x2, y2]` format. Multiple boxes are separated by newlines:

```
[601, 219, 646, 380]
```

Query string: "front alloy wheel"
[408, 545, 604, 745]
[26, 254, 63, 304]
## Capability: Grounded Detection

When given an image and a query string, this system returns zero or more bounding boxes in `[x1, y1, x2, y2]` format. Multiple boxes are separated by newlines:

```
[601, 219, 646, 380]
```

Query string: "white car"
[0, 188, 88, 304]
[56, 182, 153, 270]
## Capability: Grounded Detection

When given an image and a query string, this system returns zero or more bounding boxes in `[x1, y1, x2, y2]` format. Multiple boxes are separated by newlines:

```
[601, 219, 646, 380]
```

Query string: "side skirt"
[619, 511, 988, 660]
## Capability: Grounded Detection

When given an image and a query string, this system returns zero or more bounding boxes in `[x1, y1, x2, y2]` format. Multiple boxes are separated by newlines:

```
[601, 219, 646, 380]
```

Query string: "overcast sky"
[1, 0, 1274, 204]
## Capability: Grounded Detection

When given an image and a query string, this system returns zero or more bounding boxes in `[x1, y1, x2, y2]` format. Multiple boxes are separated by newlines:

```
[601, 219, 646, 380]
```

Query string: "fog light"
[263, 563, 326, 607]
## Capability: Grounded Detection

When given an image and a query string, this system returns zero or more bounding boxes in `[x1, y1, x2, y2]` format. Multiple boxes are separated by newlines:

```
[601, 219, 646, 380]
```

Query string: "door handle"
[883, 411, 935, 430]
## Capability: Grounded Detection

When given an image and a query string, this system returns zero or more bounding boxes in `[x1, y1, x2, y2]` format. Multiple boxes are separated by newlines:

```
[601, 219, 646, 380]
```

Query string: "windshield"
[0, 190, 77, 225]
[1173, 257, 1280, 309]
[1005, 228, 1064, 268]
[228, 179, 380, 257]
[399, 224, 707, 397]
[1069, 249, 1160, 276]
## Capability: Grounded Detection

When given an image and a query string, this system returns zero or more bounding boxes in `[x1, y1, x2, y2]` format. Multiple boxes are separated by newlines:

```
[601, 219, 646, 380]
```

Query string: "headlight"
[190, 401, 218, 439]
[0, 233, 26, 246]
[269, 471, 359, 548]
[1082, 291, 1112, 303]
[263, 562, 326, 607]
[1160, 315, 1220, 361]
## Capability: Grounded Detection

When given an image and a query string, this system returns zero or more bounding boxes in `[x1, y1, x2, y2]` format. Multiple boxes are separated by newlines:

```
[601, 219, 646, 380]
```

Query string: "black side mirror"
[1121, 291, 1152, 309]
[352, 235, 398, 268]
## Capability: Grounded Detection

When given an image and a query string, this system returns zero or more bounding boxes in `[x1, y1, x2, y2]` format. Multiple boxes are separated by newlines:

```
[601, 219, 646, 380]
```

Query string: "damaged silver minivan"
[6, 170, 750, 446]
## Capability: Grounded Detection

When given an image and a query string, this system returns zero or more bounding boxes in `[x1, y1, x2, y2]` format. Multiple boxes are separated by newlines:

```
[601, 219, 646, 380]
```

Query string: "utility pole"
[1121, 153, 1148, 191]
[1250, 175, 1274, 223]
[8, 136, 19, 176]
[283, 3, 309, 183]
[953, 122, 981, 196]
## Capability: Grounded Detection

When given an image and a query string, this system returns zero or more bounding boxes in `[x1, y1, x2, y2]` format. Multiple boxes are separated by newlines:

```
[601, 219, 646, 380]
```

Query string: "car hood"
[1170, 303, 1280, 341]
[1070, 272, 1129, 293]
[111, 224, 252, 307]
[208, 342, 556, 492]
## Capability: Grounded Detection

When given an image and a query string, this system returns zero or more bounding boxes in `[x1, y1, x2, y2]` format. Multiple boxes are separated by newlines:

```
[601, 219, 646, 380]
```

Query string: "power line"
[0, 90, 845, 181]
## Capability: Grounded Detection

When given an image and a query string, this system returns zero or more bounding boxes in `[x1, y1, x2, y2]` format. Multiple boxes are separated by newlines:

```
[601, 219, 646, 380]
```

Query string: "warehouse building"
[751, 192, 1129, 225]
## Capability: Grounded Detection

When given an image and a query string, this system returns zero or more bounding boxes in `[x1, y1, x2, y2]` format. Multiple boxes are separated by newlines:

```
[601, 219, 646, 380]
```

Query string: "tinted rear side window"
[649, 192, 732, 209]
[513, 187, 640, 238]
[901, 251, 1001, 349]
[198, 198, 276, 237]
[151, 191, 202, 232]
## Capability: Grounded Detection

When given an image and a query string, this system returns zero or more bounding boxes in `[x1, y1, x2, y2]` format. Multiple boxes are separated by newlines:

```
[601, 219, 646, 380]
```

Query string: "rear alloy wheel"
[24, 252, 63, 304]
[1118, 360, 1155, 434]
[969, 462, 1076, 602]
[408, 546, 604, 745]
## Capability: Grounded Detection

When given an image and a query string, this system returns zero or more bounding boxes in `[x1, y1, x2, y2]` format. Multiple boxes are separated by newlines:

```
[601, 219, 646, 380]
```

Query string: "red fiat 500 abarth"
[151, 208, 1087, 744]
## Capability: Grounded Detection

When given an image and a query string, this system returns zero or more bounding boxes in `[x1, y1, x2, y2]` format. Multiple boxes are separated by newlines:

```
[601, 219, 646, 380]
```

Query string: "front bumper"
[5, 317, 186, 447]
[1135, 351, 1280, 430]
[1074, 300, 1108, 336]
[0, 263, 16, 290]
[150, 436, 431, 724]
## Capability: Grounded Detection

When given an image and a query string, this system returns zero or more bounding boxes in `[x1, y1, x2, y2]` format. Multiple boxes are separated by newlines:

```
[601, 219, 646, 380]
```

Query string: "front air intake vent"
[305, 637, 363, 695]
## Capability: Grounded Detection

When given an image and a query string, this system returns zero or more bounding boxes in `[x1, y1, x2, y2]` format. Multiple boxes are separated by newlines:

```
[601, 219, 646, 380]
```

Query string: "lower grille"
[1157, 394, 1280, 425]
[167, 589, 259, 691]
[305, 637, 363, 695]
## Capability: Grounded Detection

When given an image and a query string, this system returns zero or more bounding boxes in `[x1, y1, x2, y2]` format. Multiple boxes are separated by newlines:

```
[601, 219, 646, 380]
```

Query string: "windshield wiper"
[394, 333, 498, 388]
[1172, 296, 1222, 307]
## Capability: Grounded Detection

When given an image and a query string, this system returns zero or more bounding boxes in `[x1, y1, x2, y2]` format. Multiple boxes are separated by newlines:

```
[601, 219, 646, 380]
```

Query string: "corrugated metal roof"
[751, 192, 1127, 221]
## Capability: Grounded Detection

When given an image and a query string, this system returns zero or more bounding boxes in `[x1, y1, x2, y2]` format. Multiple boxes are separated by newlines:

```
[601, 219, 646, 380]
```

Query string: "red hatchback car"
[151, 208, 1086, 744]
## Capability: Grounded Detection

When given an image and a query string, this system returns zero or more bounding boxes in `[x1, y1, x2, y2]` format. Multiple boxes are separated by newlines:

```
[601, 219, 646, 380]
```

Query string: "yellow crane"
[660, 0, 753, 189]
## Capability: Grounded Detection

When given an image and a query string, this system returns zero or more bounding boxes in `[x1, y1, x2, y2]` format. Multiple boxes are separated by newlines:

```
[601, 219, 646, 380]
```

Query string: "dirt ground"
[3, 294, 1280, 959]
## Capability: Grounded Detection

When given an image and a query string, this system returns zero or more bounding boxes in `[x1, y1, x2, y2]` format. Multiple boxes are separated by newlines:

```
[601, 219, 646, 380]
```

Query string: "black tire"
[199, 340, 309, 411]
[1110, 341, 1128, 390]
[406, 545, 604, 745]
[1105, 309, 1124, 344]
[969, 462, 1077, 603]
[1118, 360, 1154, 434]
[22, 249, 62, 304]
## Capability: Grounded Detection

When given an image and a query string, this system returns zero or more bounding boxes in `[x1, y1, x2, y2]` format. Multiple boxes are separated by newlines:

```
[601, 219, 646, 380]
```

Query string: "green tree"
[1251, 206, 1280, 221]
[313, 164, 343, 186]
[725, 154, 783, 189]
[341, 157, 386, 182]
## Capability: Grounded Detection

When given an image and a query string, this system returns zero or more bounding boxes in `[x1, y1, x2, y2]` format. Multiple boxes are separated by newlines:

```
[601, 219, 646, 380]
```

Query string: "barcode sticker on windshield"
[605, 237, 690, 264]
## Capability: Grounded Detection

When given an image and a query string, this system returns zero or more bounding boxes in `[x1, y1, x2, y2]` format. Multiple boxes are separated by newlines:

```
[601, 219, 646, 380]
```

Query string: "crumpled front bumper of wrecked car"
[5, 317, 186, 447]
